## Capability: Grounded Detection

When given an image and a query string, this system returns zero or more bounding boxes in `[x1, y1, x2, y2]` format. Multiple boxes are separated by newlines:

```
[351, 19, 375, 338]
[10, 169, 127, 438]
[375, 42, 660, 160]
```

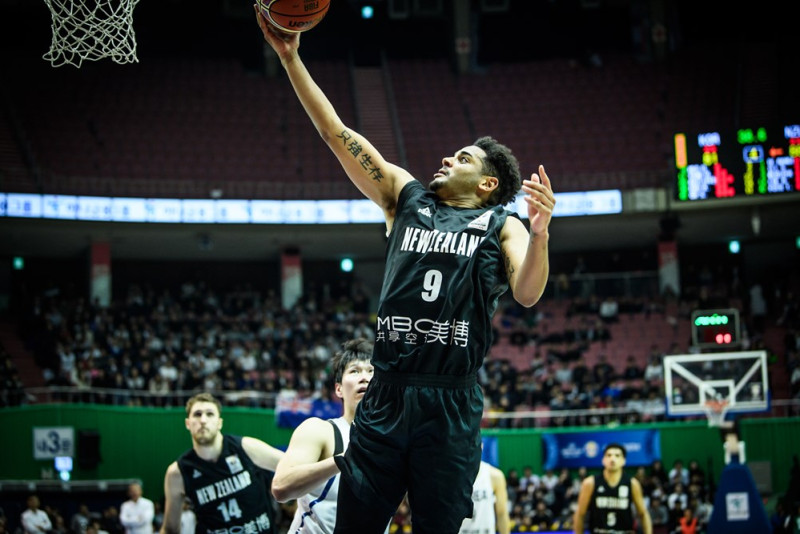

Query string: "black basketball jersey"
[178, 435, 276, 534]
[588, 473, 635, 533]
[374, 180, 514, 376]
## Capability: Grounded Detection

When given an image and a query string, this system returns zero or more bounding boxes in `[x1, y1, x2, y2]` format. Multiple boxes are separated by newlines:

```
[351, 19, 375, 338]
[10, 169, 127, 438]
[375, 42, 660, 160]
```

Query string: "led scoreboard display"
[691, 308, 741, 348]
[674, 124, 800, 201]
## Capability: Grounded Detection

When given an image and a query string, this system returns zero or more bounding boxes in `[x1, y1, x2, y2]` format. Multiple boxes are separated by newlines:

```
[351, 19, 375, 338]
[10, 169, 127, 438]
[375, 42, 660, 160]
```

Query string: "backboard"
[663, 350, 770, 426]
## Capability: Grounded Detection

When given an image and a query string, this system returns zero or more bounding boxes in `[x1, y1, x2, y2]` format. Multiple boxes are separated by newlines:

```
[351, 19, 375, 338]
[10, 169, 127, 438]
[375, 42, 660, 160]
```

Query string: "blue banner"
[276, 395, 342, 428]
[542, 429, 661, 470]
[480, 436, 499, 467]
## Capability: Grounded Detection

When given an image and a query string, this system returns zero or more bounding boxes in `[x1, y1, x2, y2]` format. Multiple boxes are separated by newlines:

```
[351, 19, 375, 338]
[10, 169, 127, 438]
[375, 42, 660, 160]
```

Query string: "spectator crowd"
[0, 259, 797, 534]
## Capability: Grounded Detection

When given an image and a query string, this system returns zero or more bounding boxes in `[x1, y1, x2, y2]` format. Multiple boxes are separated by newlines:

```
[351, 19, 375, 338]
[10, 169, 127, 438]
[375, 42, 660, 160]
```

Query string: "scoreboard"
[691, 308, 741, 348]
[674, 124, 800, 201]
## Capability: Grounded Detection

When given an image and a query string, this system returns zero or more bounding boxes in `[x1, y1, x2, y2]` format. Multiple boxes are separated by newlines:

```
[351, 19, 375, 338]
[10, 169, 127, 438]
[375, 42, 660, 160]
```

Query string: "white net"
[704, 400, 733, 429]
[42, 0, 141, 68]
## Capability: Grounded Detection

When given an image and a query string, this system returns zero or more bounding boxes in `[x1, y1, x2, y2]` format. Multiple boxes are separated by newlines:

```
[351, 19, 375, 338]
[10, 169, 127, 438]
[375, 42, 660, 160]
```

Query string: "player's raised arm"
[500, 165, 555, 307]
[254, 7, 414, 221]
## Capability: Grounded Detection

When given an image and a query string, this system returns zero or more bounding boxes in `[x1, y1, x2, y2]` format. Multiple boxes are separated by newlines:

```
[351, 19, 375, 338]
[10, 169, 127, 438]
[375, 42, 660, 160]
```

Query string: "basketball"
[258, 0, 331, 34]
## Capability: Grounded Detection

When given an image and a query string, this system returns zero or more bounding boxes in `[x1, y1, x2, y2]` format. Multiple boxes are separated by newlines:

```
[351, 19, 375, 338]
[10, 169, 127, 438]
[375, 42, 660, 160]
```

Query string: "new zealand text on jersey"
[400, 227, 486, 258]
[195, 471, 253, 506]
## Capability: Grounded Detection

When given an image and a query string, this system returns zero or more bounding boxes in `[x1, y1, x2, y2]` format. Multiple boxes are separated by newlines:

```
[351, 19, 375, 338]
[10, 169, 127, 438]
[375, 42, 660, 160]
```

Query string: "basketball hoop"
[42, 0, 141, 68]
[704, 399, 732, 429]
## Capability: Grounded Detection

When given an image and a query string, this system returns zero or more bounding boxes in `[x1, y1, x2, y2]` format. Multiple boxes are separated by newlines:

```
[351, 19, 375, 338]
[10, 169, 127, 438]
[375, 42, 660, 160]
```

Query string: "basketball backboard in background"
[663, 350, 770, 426]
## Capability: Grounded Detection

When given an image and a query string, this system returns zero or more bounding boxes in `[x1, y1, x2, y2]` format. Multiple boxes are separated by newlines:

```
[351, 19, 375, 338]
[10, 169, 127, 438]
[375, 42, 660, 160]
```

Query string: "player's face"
[185, 401, 223, 446]
[429, 145, 489, 197]
[602, 448, 626, 472]
[335, 359, 374, 408]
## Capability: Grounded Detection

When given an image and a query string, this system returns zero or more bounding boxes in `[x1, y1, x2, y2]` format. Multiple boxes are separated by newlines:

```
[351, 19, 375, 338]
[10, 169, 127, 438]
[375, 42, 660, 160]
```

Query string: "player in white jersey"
[271, 339, 387, 534]
[459, 460, 510, 534]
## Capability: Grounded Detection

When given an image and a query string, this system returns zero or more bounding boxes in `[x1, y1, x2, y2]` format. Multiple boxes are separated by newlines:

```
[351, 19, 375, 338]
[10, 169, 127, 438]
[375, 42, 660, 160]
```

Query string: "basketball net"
[42, 0, 141, 68]
[704, 399, 732, 429]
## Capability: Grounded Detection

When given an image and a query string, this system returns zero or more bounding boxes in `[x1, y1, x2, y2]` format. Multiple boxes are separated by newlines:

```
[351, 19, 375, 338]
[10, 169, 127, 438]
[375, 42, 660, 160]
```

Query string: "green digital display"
[694, 313, 730, 326]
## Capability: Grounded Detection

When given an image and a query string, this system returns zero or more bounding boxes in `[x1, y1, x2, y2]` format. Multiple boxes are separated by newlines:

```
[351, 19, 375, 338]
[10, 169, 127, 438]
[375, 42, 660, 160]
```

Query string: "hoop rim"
[704, 399, 730, 412]
[704, 399, 733, 428]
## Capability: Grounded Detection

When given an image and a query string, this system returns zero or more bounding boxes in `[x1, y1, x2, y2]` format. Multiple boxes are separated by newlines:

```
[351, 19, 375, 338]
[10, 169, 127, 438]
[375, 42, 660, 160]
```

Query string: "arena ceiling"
[0, 1, 798, 263]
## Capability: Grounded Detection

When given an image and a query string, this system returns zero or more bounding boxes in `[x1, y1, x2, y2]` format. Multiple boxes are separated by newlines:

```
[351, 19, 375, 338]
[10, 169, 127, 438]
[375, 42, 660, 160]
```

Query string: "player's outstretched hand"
[522, 165, 555, 236]
[254, 4, 300, 58]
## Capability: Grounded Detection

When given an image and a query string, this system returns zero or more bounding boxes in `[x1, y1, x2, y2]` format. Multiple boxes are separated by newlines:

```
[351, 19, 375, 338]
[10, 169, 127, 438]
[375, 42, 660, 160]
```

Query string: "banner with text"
[33, 427, 75, 460]
[542, 429, 661, 470]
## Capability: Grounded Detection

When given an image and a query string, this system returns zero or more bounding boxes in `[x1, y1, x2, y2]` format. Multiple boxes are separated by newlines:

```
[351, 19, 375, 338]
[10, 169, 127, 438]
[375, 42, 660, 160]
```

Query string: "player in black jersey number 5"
[255, 8, 555, 534]
[573, 443, 652, 534]
[161, 393, 284, 534]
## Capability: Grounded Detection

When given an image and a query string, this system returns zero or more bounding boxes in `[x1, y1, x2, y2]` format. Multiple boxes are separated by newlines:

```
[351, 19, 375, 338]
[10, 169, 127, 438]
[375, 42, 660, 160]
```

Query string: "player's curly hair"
[331, 337, 373, 384]
[474, 136, 522, 207]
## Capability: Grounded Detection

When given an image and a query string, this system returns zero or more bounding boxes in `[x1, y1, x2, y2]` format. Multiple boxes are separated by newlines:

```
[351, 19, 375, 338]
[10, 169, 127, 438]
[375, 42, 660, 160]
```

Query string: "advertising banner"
[542, 429, 661, 470]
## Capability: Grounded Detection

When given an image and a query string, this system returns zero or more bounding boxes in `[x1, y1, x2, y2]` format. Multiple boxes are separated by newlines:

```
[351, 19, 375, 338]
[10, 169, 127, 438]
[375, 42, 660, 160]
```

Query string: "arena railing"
[21, 387, 279, 409]
[482, 399, 800, 428]
[17, 387, 799, 422]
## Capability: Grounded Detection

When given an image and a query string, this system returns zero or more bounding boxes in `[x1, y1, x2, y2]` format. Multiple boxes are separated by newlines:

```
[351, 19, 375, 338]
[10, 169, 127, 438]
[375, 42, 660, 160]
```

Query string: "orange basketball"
[258, 0, 331, 34]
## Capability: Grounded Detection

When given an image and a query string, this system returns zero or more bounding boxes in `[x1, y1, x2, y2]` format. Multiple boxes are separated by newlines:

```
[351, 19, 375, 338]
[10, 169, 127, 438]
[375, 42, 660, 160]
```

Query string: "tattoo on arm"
[360, 153, 383, 182]
[502, 249, 515, 282]
[337, 129, 383, 182]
